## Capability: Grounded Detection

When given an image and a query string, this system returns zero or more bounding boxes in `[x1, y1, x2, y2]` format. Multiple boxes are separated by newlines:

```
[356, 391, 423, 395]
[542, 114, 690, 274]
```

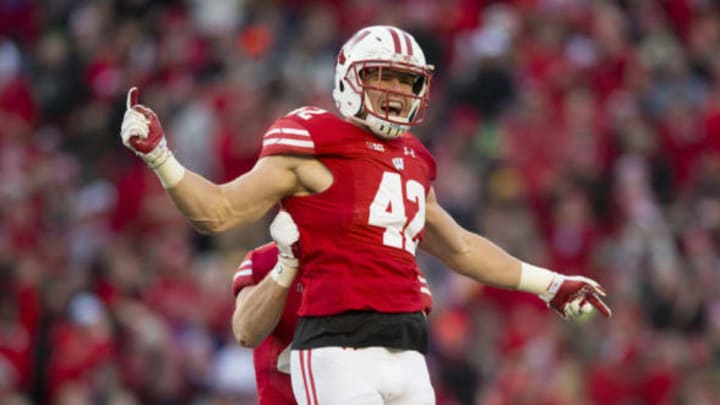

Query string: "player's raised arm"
[421, 188, 611, 320]
[119, 87, 300, 233]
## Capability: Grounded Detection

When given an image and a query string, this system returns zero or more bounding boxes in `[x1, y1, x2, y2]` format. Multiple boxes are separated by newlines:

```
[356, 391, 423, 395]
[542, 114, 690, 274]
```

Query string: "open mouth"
[380, 100, 403, 116]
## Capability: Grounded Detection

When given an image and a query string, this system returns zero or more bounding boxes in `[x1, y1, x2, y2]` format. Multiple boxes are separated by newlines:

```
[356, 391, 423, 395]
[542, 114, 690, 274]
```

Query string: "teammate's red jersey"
[232, 242, 434, 404]
[259, 107, 436, 316]
[233, 243, 300, 405]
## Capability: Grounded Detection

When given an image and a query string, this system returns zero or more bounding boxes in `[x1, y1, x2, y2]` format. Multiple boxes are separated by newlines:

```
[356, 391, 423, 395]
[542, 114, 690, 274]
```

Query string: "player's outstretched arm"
[232, 211, 300, 347]
[421, 189, 611, 320]
[120, 87, 299, 233]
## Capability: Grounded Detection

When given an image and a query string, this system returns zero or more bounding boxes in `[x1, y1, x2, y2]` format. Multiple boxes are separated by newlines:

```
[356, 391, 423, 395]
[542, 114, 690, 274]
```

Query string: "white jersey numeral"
[404, 179, 426, 254]
[287, 106, 328, 120]
[368, 172, 426, 254]
[369, 172, 406, 248]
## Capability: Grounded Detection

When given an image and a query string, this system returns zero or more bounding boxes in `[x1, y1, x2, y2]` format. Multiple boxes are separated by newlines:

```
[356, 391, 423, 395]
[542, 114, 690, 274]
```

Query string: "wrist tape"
[269, 255, 299, 288]
[152, 147, 186, 189]
[518, 262, 558, 296]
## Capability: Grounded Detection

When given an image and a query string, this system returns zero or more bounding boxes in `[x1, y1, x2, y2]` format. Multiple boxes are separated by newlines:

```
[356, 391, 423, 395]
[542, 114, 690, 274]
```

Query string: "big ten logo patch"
[367, 141, 385, 152]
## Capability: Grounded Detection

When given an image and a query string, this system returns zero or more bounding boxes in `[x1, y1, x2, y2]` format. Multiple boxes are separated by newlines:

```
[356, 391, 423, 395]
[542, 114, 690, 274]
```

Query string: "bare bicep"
[421, 189, 468, 262]
[234, 285, 255, 311]
[223, 156, 301, 201]
[213, 156, 302, 228]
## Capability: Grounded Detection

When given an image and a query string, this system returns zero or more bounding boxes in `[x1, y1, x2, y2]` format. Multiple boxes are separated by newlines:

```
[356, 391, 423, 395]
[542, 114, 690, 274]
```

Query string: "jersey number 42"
[368, 172, 426, 254]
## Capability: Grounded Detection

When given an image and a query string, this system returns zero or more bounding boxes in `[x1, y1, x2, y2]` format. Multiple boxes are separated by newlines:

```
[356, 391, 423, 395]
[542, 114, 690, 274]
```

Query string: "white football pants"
[290, 347, 435, 404]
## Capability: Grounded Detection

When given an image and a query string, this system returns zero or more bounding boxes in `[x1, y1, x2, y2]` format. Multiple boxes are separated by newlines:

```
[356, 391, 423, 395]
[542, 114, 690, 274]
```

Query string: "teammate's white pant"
[290, 347, 435, 404]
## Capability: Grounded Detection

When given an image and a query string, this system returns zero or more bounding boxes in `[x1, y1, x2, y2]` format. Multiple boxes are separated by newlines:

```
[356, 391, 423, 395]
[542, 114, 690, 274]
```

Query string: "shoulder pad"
[260, 106, 343, 158]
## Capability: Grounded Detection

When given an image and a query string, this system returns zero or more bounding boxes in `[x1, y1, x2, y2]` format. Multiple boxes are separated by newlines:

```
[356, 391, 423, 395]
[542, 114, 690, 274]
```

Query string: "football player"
[120, 25, 611, 404]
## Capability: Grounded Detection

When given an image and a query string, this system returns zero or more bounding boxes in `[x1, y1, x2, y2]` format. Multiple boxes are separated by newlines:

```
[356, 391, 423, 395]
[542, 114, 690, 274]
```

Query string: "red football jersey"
[232, 243, 434, 404]
[259, 107, 437, 317]
[233, 243, 300, 405]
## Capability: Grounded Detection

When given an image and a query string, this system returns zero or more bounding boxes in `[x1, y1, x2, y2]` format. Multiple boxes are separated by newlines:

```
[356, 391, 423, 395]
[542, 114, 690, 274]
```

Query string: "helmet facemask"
[345, 62, 432, 139]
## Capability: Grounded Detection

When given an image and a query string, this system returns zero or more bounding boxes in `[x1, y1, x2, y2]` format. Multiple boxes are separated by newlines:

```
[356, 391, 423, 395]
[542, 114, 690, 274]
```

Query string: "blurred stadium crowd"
[1, 0, 720, 404]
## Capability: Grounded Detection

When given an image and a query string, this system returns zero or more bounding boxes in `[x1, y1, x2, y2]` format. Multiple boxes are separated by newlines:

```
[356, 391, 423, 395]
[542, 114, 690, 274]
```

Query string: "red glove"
[540, 275, 612, 320]
[120, 87, 169, 168]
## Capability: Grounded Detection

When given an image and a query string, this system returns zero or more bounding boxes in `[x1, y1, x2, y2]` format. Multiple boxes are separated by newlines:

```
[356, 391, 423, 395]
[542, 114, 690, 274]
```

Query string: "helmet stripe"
[402, 32, 414, 56]
[387, 27, 402, 54]
[348, 29, 371, 48]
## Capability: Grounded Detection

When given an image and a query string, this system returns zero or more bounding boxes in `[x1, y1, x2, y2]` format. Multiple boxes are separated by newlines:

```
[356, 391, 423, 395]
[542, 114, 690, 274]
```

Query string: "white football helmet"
[333, 25, 434, 139]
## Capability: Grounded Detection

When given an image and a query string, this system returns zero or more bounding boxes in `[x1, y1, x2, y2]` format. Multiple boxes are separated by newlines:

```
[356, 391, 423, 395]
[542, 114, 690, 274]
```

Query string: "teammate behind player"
[233, 211, 434, 404]
[232, 211, 300, 405]
[120, 25, 610, 404]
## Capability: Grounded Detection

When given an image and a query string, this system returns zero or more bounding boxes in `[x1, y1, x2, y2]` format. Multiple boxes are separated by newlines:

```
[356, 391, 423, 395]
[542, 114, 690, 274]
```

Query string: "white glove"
[269, 210, 300, 287]
[120, 87, 185, 188]
[120, 87, 170, 168]
[270, 210, 299, 259]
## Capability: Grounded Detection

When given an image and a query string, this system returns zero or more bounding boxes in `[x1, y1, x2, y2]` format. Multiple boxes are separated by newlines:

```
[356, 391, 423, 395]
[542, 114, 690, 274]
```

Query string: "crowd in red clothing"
[1, 0, 720, 404]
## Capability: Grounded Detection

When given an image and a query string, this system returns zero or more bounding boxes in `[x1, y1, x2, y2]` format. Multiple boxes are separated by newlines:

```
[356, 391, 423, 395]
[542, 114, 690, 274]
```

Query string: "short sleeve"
[405, 134, 436, 183]
[259, 116, 316, 158]
[232, 253, 256, 296]
[416, 140, 437, 182]
[231, 243, 280, 297]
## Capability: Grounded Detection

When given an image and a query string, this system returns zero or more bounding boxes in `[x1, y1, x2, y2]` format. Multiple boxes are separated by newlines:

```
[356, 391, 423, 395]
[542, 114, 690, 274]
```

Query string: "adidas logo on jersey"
[392, 157, 404, 171]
